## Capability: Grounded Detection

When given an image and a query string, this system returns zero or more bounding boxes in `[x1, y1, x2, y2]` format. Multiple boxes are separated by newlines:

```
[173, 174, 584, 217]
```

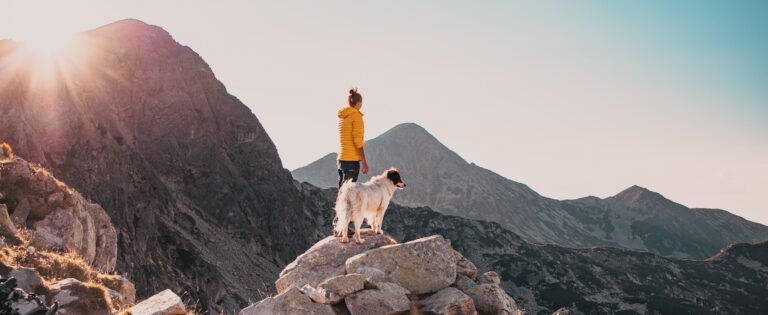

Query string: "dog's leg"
[340, 223, 349, 243]
[374, 206, 387, 234]
[352, 212, 364, 244]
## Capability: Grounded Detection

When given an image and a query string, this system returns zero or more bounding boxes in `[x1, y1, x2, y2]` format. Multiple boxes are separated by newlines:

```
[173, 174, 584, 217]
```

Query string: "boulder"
[8, 267, 44, 292]
[238, 287, 334, 315]
[10, 198, 30, 226]
[49, 278, 113, 315]
[419, 287, 477, 315]
[100, 275, 136, 306]
[344, 282, 411, 315]
[276, 231, 396, 294]
[461, 283, 523, 315]
[129, 289, 186, 315]
[346, 235, 457, 294]
[0, 203, 16, 237]
[302, 273, 368, 304]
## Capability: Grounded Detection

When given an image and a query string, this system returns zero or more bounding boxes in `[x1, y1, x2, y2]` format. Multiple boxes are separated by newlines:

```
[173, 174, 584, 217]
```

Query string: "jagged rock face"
[0, 19, 326, 313]
[0, 157, 117, 271]
[292, 123, 768, 259]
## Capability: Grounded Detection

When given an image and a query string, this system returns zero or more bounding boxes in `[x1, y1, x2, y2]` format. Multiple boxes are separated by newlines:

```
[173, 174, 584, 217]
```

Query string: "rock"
[8, 268, 44, 292]
[346, 235, 457, 294]
[452, 274, 477, 291]
[453, 250, 478, 280]
[461, 283, 523, 315]
[304, 273, 368, 304]
[47, 192, 64, 204]
[0, 203, 17, 237]
[129, 289, 186, 315]
[551, 308, 573, 315]
[419, 287, 477, 315]
[49, 278, 113, 315]
[276, 232, 397, 294]
[478, 271, 500, 285]
[238, 287, 334, 315]
[100, 275, 136, 306]
[344, 282, 411, 315]
[10, 198, 30, 227]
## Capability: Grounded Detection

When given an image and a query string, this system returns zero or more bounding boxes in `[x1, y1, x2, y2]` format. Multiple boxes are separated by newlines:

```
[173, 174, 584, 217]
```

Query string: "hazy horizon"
[1, 1, 766, 225]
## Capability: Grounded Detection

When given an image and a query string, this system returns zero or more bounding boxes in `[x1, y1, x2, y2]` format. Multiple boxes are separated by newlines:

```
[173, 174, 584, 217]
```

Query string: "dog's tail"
[334, 179, 355, 234]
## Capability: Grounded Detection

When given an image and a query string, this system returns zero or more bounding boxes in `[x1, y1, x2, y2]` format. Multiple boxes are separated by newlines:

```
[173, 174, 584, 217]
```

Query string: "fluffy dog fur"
[334, 168, 406, 243]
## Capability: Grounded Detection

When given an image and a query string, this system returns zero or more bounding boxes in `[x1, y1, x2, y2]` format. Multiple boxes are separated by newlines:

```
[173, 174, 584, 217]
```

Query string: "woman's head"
[348, 88, 363, 109]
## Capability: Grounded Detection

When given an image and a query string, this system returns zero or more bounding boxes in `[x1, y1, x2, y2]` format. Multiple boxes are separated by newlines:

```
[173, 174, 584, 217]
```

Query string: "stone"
[8, 268, 44, 292]
[100, 275, 136, 306]
[129, 289, 186, 315]
[453, 250, 478, 280]
[304, 273, 368, 304]
[0, 204, 17, 237]
[419, 287, 477, 315]
[461, 283, 523, 315]
[346, 235, 457, 294]
[276, 232, 397, 294]
[49, 278, 113, 315]
[47, 192, 64, 204]
[238, 287, 334, 315]
[452, 274, 477, 291]
[10, 198, 30, 227]
[478, 271, 500, 285]
[344, 282, 411, 315]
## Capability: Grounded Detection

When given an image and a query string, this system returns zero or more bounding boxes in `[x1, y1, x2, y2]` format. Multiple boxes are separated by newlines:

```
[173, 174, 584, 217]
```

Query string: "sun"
[20, 31, 78, 60]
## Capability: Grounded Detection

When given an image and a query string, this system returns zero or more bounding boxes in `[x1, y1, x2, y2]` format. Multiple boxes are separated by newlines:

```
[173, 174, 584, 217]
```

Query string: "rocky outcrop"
[49, 278, 113, 315]
[0, 157, 117, 271]
[246, 233, 525, 315]
[293, 123, 768, 259]
[276, 232, 396, 294]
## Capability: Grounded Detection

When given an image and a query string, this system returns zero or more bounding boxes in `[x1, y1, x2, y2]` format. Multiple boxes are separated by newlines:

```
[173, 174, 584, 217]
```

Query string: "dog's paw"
[341, 237, 350, 243]
[355, 238, 364, 244]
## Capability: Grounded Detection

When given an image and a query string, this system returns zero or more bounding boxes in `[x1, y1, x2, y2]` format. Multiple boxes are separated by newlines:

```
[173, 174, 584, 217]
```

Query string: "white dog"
[334, 168, 407, 243]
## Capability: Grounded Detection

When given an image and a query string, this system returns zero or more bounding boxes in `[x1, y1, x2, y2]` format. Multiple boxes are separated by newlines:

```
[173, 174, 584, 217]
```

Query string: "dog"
[334, 167, 406, 243]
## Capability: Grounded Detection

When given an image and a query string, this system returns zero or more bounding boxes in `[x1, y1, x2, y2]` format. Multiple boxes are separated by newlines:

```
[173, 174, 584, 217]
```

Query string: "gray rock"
[461, 283, 523, 315]
[419, 287, 477, 315]
[478, 271, 500, 285]
[0, 204, 16, 237]
[8, 268, 44, 292]
[276, 232, 397, 294]
[344, 282, 411, 315]
[346, 235, 457, 294]
[129, 289, 186, 315]
[453, 250, 478, 280]
[304, 273, 368, 304]
[238, 287, 334, 315]
[10, 198, 30, 227]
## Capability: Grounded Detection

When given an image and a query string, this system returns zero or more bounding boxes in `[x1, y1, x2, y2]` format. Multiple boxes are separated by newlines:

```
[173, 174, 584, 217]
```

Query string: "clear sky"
[2, 1, 766, 225]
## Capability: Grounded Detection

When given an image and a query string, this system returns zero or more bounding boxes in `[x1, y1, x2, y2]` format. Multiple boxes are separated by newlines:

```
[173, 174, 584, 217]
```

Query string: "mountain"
[293, 123, 768, 259]
[297, 184, 768, 314]
[0, 19, 328, 313]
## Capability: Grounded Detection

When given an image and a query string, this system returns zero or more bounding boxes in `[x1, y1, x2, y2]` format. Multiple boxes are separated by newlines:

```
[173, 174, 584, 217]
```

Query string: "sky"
[1, 1, 766, 225]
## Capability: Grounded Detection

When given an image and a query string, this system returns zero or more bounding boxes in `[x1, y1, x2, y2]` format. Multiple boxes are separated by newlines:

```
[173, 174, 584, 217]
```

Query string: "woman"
[337, 88, 368, 187]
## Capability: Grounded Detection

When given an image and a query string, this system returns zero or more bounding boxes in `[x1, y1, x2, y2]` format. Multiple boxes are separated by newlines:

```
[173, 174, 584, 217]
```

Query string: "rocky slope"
[0, 20, 327, 313]
[300, 184, 768, 314]
[293, 123, 768, 259]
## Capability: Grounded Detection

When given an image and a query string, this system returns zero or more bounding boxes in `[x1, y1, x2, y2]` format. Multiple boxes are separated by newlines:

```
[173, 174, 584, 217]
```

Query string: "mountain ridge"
[293, 123, 768, 259]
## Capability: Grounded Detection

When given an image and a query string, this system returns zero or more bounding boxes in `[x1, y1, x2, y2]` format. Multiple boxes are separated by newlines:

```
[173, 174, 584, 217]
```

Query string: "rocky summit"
[241, 232, 524, 315]
[293, 123, 768, 259]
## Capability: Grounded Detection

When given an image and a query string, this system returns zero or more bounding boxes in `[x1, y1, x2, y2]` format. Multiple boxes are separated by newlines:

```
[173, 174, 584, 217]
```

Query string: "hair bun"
[349, 88, 358, 95]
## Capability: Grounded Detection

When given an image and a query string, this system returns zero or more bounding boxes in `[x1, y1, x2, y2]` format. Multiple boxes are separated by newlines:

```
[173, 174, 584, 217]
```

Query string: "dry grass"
[1, 142, 12, 160]
[1, 229, 117, 310]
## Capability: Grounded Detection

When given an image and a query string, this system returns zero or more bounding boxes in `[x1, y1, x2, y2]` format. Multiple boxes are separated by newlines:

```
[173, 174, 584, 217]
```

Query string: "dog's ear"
[386, 169, 402, 185]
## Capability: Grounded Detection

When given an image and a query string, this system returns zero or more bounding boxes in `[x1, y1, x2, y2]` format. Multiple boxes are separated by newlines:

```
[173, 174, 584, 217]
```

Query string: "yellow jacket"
[337, 106, 365, 161]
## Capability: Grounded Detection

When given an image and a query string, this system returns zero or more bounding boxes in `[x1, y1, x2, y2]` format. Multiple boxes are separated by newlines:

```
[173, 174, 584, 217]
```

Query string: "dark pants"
[338, 160, 361, 187]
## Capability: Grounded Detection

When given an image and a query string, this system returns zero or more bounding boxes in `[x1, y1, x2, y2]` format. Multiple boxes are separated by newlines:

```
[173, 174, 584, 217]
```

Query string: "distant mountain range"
[293, 123, 768, 259]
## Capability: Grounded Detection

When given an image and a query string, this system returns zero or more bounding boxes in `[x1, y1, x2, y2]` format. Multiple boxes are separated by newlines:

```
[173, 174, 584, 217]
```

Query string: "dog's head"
[386, 168, 406, 189]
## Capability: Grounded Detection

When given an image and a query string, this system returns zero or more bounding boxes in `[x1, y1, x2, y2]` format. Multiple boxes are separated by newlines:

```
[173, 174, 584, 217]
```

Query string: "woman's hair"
[348, 88, 362, 107]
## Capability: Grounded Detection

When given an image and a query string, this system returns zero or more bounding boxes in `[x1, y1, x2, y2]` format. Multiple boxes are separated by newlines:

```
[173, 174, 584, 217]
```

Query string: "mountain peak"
[380, 122, 430, 138]
[90, 18, 173, 41]
[612, 185, 667, 205]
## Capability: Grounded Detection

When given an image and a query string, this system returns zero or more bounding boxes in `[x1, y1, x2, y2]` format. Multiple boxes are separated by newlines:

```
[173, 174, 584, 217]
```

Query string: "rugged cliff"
[0, 19, 327, 313]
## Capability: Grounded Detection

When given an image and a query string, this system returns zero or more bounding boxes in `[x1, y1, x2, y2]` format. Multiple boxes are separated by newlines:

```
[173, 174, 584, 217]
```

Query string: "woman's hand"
[361, 160, 369, 174]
